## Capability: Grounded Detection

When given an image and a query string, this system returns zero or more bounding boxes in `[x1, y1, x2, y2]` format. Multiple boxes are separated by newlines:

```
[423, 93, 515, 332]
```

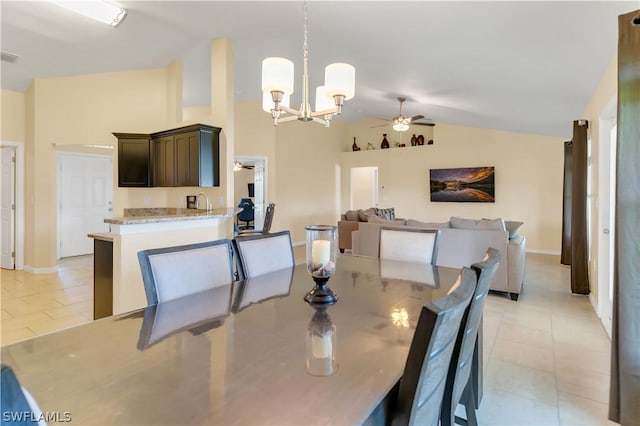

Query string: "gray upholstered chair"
[232, 230, 294, 280]
[440, 247, 501, 426]
[137, 239, 234, 305]
[390, 267, 477, 426]
[380, 227, 440, 264]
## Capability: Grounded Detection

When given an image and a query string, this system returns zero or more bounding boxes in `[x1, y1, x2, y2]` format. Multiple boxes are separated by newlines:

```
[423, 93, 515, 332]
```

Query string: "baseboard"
[588, 293, 598, 316]
[23, 264, 58, 274]
[526, 248, 561, 255]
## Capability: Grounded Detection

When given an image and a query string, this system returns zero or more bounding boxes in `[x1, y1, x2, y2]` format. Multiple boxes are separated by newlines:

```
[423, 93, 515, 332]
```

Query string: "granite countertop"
[105, 207, 239, 225]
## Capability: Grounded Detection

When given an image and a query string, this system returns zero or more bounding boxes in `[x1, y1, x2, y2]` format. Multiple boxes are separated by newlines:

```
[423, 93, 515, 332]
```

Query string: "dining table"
[1, 255, 474, 425]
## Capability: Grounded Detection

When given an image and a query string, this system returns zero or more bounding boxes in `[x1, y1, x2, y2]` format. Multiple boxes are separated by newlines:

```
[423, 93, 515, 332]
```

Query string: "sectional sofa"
[349, 216, 526, 301]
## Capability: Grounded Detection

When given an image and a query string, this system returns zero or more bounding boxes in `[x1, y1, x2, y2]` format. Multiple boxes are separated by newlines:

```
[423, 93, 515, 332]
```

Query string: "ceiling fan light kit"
[261, 0, 355, 127]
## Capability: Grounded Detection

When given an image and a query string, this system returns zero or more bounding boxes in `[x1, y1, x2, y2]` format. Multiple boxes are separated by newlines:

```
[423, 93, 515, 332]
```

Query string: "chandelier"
[261, 1, 355, 127]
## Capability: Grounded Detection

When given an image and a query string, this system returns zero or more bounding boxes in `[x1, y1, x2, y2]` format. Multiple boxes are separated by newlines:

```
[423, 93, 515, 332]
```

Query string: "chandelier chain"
[303, 0, 309, 54]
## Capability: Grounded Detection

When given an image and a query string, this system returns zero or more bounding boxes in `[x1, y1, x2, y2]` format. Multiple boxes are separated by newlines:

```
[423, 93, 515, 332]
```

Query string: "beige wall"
[233, 168, 254, 205]
[1, 90, 25, 142]
[340, 119, 565, 252]
[581, 55, 618, 309]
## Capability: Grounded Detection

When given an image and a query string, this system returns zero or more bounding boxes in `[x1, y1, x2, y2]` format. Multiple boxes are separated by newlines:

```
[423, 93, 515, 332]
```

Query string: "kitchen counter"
[105, 207, 238, 225]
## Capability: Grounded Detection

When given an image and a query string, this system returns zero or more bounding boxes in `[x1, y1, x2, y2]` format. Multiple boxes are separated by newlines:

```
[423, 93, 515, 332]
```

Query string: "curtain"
[561, 141, 573, 265]
[568, 121, 590, 294]
[609, 9, 640, 425]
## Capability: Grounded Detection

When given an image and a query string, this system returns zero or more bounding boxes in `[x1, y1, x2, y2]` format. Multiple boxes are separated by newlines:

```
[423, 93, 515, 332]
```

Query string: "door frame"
[596, 96, 616, 338]
[56, 151, 113, 259]
[0, 141, 24, 270]
[234, 155, 268, 229]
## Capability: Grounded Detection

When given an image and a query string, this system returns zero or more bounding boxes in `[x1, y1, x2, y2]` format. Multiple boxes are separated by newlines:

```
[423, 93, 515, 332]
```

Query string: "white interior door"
[1, 147, 16, 269]
[58, 153, 112, 258]
[350, 167, 378, 209]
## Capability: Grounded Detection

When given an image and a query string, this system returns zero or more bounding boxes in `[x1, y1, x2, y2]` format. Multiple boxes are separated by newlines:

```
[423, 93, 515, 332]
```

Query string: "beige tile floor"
[0, 251, 614, 425]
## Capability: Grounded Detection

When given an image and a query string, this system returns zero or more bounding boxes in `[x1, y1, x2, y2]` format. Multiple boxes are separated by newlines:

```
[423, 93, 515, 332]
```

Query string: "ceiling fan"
[376, 96, 435, 132]
[233, 161, 254, 172]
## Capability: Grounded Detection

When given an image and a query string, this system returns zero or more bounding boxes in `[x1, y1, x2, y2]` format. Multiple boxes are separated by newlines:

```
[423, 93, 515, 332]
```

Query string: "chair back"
[441, 247, 500, 426]
[232, 230, 295, 280]
[392, 267, 477, 426]
[261, 203, 276, 233]
[1, 365, 46, 426]
[137, 239, 234, 305]
[380, 227, 440, 264]
[237, 198, 255, 222]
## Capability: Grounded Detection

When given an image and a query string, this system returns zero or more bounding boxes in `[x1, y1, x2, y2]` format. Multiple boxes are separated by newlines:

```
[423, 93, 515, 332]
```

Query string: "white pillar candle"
[311, 239, 331, 265]
[311, 333, 332, 359]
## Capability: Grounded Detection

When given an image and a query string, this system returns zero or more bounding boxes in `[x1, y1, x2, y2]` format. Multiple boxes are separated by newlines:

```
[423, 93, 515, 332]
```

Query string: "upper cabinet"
[115, 133, 151, 187]
[115, 124, 221, 188]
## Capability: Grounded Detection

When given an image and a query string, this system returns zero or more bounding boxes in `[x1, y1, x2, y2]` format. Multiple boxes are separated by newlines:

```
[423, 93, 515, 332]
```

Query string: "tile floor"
[0, 251, 614, 425]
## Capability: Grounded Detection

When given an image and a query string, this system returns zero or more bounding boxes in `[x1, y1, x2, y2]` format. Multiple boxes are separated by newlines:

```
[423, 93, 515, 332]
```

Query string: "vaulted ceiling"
[1, 1, 636, 138]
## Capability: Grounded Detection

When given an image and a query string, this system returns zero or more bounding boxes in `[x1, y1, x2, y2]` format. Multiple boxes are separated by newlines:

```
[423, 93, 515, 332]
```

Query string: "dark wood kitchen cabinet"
[115, 133, 151, 187]
[151, 124, 221, 187]
[115, 124, 221, 188]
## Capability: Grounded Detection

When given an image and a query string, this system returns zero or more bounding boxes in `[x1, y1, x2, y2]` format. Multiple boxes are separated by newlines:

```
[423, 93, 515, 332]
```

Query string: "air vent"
[1, 51, 19, 63]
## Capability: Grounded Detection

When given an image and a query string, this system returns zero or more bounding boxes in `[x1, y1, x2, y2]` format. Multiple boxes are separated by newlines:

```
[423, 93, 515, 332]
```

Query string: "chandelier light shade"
[53, 0, 127, 27]
[324, 63, 355, 100]
[261, 0, 355, 127]
[261, 58, 295, 95]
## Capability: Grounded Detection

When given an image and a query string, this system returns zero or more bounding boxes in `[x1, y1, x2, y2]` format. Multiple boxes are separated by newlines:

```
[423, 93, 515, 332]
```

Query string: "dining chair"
[1, 364, 47, 426]
[390, 267, 477, 426]
[231, 266, 294, 313]
[379, 227, 440, 264]
[137, 239, 234, 305]
[236, 198, 255, 230]
[236, 203, 276, 237]
[440, 247, 501, 426]
[232, 230, 294, 280]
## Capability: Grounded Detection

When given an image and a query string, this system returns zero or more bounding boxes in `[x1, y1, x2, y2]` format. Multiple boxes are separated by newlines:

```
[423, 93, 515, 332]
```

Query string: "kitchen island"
[90, 208, 237, 316]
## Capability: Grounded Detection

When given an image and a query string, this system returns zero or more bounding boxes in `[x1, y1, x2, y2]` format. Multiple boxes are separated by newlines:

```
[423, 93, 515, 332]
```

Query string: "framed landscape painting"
[429, 166, 495, 202]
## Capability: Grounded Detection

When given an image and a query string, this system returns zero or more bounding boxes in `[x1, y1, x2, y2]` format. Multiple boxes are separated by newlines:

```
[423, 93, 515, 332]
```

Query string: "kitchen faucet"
[196, 192, 211, 211]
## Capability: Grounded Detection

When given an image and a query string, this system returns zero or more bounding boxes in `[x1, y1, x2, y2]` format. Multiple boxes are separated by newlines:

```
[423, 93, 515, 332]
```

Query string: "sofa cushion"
[375, 207, 395, 221]
[450, 216, 505, 231]
[345, 209, 359, 221]
[358, 208, 376, 222]
[367, 215, 406, 225]
[405, 219, 451, 229]
[505, 221, 524, 239]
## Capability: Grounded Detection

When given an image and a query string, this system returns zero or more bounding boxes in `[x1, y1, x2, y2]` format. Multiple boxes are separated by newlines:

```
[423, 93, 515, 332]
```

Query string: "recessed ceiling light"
[52, 1, 127, 27]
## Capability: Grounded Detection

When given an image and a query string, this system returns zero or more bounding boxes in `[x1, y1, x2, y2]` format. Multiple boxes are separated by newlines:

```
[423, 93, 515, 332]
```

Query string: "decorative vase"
[417, 134, 425, 145]
[304, 225, 338, 305]
[381, 134, 390, 149]
[352, 137, 360, 151]
[410, 134, 418, 146]
[427, 139, 434, 145]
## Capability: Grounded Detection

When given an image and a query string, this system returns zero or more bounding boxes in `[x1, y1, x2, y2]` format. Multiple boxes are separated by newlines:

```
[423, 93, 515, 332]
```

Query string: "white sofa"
[351, 217, 526, 300]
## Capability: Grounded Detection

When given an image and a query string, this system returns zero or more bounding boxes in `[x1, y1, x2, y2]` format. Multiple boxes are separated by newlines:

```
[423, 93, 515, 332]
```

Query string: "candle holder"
[304, 225, 338, 305]
[306, 306, 337, 376]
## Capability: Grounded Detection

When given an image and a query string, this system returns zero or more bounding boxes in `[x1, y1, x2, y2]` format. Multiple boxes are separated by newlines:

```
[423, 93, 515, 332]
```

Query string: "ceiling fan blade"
[411, 121, 436, 127]
[409, 115, 424, 122]
[369, 123, 391, 128]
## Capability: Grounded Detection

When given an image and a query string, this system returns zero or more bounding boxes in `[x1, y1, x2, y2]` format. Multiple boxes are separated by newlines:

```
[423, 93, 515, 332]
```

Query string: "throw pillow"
[345, 210, 359, 221]
[505, 221, 524, 239]
[375, 207, 395, 221]
[450, 216, 506, 231]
